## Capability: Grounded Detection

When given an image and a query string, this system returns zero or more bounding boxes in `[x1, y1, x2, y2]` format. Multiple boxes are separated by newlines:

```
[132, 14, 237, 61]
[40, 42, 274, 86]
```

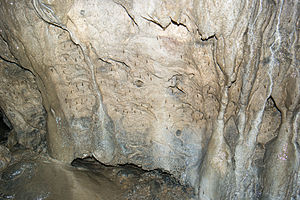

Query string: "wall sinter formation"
[0, 0, 299, 199]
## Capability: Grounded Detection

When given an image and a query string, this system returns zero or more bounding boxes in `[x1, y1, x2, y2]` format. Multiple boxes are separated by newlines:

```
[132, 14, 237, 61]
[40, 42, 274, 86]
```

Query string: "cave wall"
[0, 0, 299, 199]
[0, 49, 46, 151]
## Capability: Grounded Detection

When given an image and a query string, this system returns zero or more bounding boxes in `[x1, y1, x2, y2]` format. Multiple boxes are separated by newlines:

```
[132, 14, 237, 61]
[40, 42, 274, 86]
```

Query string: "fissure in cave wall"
[0, 0, 299, 199]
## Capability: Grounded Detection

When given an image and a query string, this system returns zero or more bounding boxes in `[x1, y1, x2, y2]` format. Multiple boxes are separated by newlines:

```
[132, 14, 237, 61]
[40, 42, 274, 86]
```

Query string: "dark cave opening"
[70, 156, 195, 199]
[0, 109, 12, 145]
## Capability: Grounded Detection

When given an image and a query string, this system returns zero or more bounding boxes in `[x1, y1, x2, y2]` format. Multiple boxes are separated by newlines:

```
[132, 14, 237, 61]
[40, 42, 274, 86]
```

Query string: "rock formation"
[0, 0, 299, 199]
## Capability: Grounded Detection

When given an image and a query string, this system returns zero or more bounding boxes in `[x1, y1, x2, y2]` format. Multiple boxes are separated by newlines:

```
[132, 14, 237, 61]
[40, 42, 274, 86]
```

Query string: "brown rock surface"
[0, 0, 299, 199]
[0, 145, 11, 171]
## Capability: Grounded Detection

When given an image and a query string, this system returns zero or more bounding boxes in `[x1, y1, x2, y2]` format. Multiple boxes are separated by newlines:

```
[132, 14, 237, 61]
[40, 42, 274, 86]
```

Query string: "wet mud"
[0, 152, 194, 200]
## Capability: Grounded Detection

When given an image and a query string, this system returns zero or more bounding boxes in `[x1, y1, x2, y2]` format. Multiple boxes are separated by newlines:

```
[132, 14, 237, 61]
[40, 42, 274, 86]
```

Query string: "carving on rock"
[32, 0, 117, 163]
[0, 0, 299, 199]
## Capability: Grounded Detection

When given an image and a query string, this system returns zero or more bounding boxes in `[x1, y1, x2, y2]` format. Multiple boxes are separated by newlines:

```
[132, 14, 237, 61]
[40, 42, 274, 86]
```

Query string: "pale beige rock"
[0, 0, 299, 199]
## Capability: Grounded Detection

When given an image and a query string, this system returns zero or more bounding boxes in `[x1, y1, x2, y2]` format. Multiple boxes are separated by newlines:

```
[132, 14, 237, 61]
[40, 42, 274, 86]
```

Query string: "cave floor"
[0, 150, 195, 200]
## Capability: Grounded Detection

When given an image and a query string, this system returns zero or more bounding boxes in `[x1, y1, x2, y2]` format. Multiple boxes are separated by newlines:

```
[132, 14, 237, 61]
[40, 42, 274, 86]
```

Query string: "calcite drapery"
[0, 0, 299, 199]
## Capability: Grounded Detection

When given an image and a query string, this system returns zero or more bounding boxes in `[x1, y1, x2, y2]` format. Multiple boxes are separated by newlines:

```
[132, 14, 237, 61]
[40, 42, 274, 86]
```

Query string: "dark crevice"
[108, 58, 131, 70]
[0, 53, 35, 77]
[71, 156, 189, 187]
[0, 109, 12, 145]
[170, 18, 190, 32]
[228, 79, 237, 88]
[98, 57, 112, 65]
[201, 34, 217, 41]
[142, 16, 190, 32]
[0, 55, 18, 67]
[116, 3, 139, 27]
[141, 16, 171, 31]
[196, 28, 218, 41]
[168, 74, 186, 94]
[168, 85, 186, 94]
[266, 96, 281, 113]
[70, 156, 195, 198]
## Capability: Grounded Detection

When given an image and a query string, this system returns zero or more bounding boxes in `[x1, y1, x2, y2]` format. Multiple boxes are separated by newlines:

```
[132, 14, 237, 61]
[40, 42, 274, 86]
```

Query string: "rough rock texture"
[0, 154, 194, 200]
[0, 145, 11, 171]
[0, 0, 299, 199]
[0, 60, 46, 151]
